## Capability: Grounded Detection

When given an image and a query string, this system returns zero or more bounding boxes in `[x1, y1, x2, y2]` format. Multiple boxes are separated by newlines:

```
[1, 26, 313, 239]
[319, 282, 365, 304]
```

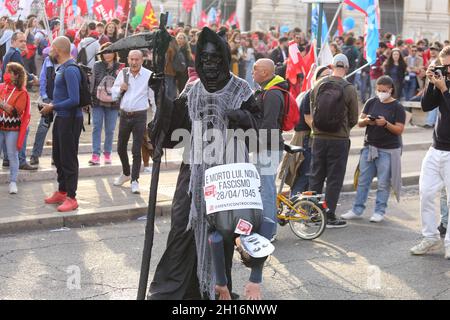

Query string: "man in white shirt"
[111, 50, 155, 194]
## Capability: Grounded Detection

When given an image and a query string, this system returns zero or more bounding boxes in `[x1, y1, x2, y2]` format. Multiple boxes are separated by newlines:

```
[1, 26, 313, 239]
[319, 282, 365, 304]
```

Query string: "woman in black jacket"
[89, 42, 122, 166]
[383, 48, 407, 100]
[175, 32, 194, 93]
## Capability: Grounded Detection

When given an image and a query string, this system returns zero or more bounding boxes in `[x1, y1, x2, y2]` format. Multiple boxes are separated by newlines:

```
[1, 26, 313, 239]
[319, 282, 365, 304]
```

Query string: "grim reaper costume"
[148, 27, 262, 300]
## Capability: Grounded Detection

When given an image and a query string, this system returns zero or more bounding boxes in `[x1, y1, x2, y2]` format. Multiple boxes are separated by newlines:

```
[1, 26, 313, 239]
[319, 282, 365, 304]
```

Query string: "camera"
[37, 103, 54, 127]
[434, 66, 448, 77]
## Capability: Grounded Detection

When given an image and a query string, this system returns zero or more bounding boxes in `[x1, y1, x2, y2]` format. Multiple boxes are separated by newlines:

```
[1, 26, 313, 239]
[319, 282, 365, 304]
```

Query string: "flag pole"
[59, 2, 65, 36]
[321, 1, 344, 51]
[41, 0, 53, 43]
[125, 0, 132, 37]
[316, 3, 324, 61]
[345, 62, 370, 80]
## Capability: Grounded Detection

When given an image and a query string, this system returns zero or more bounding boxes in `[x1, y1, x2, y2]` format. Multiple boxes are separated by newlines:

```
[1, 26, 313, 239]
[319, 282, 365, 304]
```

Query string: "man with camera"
[411, 46, 450, 259]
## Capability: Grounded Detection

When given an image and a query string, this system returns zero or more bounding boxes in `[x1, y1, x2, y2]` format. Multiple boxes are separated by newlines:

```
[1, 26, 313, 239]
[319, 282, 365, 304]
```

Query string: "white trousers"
[419, 147, 450, 247]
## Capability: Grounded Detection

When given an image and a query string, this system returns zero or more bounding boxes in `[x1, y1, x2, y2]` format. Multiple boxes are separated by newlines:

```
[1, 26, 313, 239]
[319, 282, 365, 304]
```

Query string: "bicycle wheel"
[288, 199, 326, 240]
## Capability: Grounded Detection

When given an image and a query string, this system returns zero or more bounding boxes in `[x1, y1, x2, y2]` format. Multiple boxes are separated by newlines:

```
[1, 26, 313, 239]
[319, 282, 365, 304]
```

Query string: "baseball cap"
[332, 53, 349, 69]
[240, 233, 275, 258]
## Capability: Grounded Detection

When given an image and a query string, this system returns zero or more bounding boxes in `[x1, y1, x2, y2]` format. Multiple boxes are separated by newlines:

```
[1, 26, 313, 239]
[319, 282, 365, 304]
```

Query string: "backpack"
[66, 63, 92, 108]
[96, 66, 127, 104]
[265, 86, 300, 132]
[77, 39, 97, 66]
[172, 49, 187, 73]
[0, 43, 6, 63]
[313, 80, 350, 133]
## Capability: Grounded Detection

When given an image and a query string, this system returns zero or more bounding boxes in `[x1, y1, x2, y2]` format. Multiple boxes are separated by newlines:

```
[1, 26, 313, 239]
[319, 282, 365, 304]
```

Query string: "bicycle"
[276, 144, 327, 240]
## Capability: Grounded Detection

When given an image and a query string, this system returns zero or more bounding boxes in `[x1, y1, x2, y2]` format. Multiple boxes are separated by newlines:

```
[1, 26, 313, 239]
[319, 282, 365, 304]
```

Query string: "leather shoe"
[30, 156, 39, 165]
[19, 163, 38, 171]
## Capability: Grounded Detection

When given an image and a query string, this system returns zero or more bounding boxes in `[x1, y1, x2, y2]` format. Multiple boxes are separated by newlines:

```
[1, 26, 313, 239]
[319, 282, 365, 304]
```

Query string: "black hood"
[195, 27, 231, 86]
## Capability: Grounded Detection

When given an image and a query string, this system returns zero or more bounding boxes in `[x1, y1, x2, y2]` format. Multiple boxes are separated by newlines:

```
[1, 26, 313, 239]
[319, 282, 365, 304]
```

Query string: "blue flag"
[311, 4, 329, 44]
[345, 0, 380, 64]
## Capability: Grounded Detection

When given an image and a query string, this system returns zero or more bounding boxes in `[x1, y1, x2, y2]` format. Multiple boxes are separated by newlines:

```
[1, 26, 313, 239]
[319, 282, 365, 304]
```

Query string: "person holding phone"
[342, 76, 406, 223]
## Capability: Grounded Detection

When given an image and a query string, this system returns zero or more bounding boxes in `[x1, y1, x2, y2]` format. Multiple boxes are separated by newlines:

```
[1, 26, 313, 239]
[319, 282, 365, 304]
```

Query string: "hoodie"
[255, 75, 288, 151]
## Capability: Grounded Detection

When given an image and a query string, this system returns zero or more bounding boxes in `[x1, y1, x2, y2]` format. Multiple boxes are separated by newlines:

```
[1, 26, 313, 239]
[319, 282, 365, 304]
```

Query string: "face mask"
[3, 73, 12, 84]
[376, 91, 391, 102]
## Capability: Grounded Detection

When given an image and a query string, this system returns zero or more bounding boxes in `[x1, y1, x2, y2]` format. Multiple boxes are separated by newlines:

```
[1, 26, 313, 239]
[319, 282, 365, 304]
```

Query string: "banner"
[141, 0, 159, 29]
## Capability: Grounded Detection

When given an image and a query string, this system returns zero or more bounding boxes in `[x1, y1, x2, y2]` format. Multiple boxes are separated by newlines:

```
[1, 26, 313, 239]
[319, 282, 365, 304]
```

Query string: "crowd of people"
[0, 14, 449, 300]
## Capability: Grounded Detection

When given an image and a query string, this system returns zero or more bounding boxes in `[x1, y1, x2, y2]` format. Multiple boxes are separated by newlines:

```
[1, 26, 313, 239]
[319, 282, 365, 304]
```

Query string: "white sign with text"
[204, 163, 263, 215]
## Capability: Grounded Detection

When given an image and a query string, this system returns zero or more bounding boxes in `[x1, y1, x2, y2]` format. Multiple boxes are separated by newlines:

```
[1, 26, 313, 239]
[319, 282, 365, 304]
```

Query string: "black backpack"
[65, 63, 92, 108]
[313, 80, 350, 133]
[76, 39, 97, 66]
[172, 49, 187, 73]
[0, 42, 7, 63]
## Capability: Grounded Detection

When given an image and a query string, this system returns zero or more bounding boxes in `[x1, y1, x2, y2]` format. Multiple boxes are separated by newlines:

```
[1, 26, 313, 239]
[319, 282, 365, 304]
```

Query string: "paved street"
[1, 186, 449, 300]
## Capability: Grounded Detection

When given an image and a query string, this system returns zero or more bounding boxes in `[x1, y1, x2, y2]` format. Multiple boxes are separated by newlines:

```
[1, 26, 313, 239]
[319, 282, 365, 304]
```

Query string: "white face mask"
[376, 91, 391, 102]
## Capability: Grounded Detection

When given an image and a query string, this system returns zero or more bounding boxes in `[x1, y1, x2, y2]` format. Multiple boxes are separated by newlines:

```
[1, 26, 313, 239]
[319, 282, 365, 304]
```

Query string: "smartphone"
[368, 115, 377, 121]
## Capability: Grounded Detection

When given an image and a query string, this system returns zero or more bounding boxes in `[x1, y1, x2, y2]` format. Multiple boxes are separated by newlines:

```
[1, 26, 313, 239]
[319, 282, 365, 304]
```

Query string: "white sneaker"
[143, 166, 152, 174]
[341, 210, 362, 220]
[410, 238, 443, 255]
[445, 246, 450, 260]
[9, 182, 17, 194]
[131, 180, 140, 194]
[113, 174, 131, 186]
[370, 213, 385, 223]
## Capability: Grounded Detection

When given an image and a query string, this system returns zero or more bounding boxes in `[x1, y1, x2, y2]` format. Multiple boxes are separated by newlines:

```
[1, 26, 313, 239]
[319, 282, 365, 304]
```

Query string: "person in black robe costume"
[148, 27, 262, 300]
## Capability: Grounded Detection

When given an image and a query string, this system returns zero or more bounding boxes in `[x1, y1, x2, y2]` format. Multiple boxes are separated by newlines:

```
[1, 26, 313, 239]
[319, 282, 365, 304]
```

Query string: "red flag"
[5, 0, 19, 15]
[337, 16, 344, 36]
[286, 41, 306, 86]
[225, 12, 240, 29]
[116, 0, 130, 18]
[78, 0, 88, 16]
[93, 0, 115, 22]
[182, 0, 196, 13]
[198, 10, 208, 28]
[301, 43, 317, 92]
[44, 0, 57, 18]
[141, 0, 159, 29]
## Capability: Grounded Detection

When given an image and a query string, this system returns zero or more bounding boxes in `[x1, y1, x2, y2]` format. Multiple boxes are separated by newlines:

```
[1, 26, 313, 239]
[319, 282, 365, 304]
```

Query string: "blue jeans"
[2, 127, 28, 166]
[353, 147, 392, 216]
[359, 72, 371, 103]
[426, 108, 438, 127]
[403, 76, 417, 101]
[0, 130, 19, 182]
[92, 106, 119, 156]
[256, 150, 281, 238]
[291, 135, 311, 195]
[31, 117, 51, 158]
[441, 189, 449, 226]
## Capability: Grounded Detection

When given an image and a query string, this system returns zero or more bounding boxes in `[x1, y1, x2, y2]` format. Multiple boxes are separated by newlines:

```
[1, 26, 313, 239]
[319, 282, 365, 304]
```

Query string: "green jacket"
[310, 76, 359, 140]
